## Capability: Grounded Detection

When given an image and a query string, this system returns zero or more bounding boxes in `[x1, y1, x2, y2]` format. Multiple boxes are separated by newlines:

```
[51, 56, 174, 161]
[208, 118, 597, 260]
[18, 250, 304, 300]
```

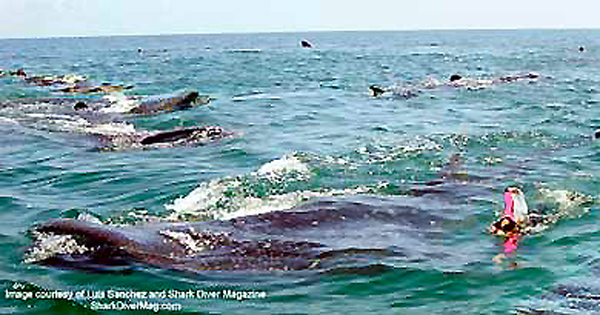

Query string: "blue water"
[1, 30, 600, 314]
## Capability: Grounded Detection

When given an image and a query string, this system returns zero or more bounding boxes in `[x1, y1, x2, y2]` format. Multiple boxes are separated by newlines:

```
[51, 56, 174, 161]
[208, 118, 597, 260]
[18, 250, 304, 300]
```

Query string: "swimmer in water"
[490, 187, 529, 254]
[491, 187, 529, 235]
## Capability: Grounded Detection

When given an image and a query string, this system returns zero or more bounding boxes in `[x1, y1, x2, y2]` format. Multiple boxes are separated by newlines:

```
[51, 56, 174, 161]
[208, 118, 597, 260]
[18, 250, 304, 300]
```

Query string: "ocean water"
[1, 30, 600, 314]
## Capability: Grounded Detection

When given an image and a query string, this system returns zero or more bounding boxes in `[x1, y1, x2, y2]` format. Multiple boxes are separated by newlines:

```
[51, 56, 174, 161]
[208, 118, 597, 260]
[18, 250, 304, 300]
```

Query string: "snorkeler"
[491, 186, 529, 236]
[490, 187, 529, 254]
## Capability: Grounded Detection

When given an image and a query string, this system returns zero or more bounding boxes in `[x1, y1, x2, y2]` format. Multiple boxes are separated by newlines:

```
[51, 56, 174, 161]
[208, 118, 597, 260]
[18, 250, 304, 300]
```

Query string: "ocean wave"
[99, 94, 141, 113]
[165, 153, 375, 221]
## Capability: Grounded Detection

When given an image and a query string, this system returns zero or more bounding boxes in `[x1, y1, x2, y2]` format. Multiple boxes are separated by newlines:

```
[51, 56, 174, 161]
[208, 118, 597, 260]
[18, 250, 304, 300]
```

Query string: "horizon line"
[1, 26, 598, 40]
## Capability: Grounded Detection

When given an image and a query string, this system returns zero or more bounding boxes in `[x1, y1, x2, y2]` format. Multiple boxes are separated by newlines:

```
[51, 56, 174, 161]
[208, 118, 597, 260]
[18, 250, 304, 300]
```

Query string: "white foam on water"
[166, 181, 373, 221]
[165, 153, 372, 221]
[357, 137, 443, 164]
[100, 94, 141, 113]
[538, 188, 592, 218]
[59, 74, 87, 84]
[255, 154, 310, 181]
[166, 178, 241, 220]
[520, 188, 593, 234]
[24, 232, 89, 264]
[25, 112, 93, 132]
[231, 94, 281, 102]
[28, 112, 136, 136]
[0, 117, 18, 124]
[421, 76, 442, 89]
[218, 187, 373, 220]
[79, 122, 136, 136]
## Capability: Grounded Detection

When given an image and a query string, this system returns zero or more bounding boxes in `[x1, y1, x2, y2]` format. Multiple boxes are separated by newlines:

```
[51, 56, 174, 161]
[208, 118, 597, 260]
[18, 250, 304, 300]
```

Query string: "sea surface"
[1, 30, 600, 314]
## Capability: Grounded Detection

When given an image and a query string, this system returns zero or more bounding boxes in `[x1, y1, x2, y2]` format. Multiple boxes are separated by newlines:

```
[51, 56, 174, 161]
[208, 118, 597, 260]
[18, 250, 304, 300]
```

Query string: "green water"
[1, 30, 600, 314]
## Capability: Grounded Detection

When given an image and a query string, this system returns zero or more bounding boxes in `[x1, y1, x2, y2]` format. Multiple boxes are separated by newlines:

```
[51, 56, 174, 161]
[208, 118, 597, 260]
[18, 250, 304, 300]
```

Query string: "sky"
[0, 0, 597, 38]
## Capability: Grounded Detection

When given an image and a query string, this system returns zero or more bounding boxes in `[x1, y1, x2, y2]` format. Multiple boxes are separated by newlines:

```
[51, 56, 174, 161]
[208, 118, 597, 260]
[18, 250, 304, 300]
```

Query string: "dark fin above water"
[73, 101, 88, 111]
[140, 128, 200, 145]
[450, 74, 462, 82]
[369, 85, 386, 97]
[140, 126, 224, 145]
[301, 40, 313, 48]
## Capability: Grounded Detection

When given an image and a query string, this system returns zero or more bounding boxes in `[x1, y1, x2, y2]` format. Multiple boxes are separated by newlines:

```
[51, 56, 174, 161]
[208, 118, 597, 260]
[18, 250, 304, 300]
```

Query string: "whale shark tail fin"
[369, 85, 386, 97]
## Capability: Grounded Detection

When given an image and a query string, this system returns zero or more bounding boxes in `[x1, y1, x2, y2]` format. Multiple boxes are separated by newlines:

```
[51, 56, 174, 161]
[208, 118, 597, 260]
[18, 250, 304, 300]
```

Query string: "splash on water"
[166, 153, 374, 220]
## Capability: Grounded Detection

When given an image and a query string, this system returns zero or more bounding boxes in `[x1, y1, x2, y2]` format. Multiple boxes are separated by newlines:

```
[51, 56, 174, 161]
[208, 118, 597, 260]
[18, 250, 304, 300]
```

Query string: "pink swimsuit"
[503, 192, 515, 221]
[503, 191, 518, 253]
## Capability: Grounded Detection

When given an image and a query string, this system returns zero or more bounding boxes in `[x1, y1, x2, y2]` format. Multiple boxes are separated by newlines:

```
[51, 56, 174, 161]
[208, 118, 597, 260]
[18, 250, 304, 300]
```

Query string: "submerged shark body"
[28, 197, 448, 272]
[98, 126, 231, 150]
[0, 93, 222, 149]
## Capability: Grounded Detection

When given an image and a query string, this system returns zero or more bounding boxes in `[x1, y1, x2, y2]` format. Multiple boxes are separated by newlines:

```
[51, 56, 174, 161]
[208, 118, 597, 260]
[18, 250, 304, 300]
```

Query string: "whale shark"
[26, 197, 448, 272]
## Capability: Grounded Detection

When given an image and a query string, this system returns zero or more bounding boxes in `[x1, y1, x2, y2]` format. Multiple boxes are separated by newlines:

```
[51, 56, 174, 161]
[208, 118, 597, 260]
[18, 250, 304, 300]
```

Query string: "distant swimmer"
[301, 40, 313, 49]
[595, 129, 600, 139]
[579, 46, 585, 52]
